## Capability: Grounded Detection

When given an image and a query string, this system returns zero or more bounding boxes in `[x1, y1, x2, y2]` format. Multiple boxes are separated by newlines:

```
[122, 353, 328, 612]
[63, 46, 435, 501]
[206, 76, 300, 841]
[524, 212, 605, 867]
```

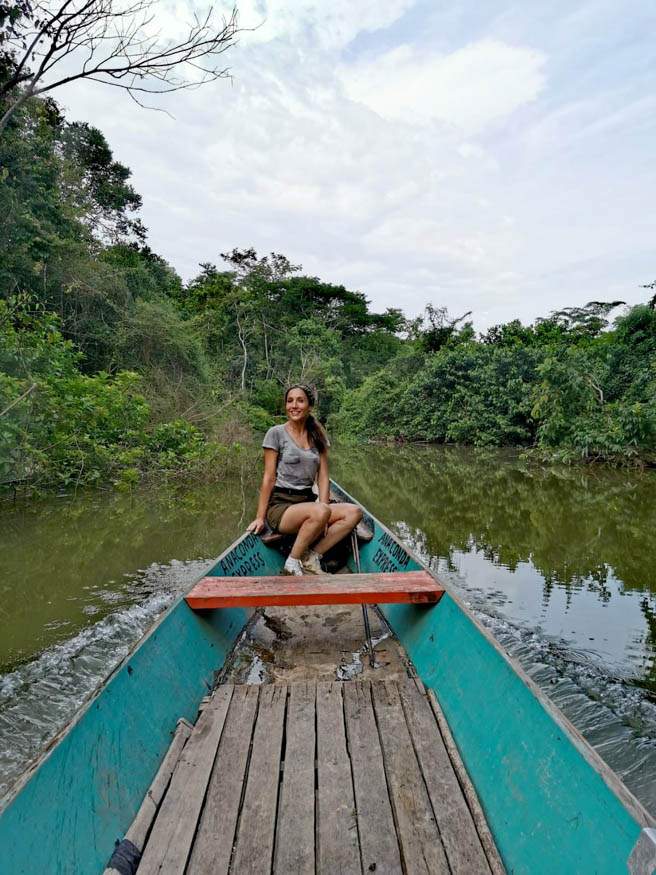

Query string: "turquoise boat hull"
[0, 482, 654, 874]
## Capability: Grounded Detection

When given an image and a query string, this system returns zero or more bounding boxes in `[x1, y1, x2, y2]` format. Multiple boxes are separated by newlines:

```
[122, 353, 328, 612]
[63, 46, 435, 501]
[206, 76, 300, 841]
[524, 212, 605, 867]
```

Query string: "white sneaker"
[301, 549, 323, 575]
[283, 556, 304, 576]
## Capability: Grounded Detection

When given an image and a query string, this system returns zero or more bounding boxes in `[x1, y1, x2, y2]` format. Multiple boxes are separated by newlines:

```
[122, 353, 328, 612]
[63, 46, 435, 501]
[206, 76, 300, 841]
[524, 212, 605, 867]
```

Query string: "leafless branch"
[585, 374, 604, 406]
[0, 0, 241, 133]
[0, 382, 37, 418]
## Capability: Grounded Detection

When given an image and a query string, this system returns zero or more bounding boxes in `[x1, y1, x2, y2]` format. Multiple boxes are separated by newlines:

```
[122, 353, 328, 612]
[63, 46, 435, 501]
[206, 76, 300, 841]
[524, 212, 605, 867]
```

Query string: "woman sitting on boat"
[247, 384, 362, 575]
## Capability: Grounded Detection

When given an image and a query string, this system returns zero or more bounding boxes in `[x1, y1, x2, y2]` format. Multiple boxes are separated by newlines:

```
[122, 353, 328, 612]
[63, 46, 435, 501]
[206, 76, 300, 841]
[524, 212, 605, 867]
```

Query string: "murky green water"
[0, 481, 254, 672]
[332, 446, 656, 812]
[332, 445, 656, 693]
[1, 445, 656, 811]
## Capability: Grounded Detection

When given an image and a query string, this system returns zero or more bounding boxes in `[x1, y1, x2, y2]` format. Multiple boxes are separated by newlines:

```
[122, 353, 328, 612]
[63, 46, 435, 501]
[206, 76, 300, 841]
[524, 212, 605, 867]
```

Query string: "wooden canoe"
[0, 479, 654, 874]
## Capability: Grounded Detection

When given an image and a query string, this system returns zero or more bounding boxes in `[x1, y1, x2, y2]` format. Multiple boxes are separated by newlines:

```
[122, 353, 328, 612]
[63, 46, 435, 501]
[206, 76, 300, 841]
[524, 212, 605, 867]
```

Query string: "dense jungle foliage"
[332, 299, 656, 465]
[1, 92, 655, 490]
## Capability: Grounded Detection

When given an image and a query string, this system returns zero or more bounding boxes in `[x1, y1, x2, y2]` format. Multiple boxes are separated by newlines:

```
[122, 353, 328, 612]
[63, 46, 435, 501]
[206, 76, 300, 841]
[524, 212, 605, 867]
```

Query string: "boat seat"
[260, 518, 374, 547]
[259, 528, 286, 546]
[185, 571, 444, 609]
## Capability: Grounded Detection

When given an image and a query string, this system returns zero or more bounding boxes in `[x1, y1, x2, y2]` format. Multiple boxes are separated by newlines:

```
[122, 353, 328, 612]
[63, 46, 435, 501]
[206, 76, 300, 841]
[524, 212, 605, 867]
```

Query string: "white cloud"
[58, 46, 536, 325]
[58, 2, 656, 331]
[364, 217, 489, 266]
[236, 0, 417, 49]
[340, 39, 547, 133]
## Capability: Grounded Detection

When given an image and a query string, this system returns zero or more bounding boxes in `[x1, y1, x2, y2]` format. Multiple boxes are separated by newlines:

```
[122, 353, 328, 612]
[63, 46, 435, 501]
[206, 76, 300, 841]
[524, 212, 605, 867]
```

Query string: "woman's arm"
[247, 449, 278, 533]
[317, 450, 330, 504]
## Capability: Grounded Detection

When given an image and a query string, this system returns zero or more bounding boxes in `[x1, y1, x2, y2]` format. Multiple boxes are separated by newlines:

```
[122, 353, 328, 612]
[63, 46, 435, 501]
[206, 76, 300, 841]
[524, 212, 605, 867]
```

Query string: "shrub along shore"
[2, 93, 655, 494]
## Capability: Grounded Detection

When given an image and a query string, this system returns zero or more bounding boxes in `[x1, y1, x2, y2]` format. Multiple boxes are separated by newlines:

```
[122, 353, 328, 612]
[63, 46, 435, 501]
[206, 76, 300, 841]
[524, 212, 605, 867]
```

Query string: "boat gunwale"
[332, 480, 656, 831]
[1, 479, 654, 837]
[0, 530, 257, 814]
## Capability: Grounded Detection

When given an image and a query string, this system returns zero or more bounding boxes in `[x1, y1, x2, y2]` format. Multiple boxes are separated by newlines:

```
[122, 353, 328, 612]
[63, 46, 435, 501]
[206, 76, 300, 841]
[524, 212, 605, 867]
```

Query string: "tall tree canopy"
[1, 88, 655, 492]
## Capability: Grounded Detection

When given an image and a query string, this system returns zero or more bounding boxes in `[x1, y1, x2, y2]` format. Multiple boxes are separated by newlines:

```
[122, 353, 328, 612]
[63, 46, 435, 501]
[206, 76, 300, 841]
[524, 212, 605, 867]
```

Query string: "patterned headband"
[286, 384, 316, 406]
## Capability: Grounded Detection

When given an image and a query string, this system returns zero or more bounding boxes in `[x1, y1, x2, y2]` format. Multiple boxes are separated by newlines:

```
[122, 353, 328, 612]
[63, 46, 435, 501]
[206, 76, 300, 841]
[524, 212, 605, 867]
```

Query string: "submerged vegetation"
[1, 90, 655, 491]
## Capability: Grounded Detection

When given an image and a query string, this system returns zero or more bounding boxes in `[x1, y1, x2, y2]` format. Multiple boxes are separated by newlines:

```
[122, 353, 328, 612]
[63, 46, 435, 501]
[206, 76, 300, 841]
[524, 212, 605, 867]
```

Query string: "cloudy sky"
[61, 0, 656, 328]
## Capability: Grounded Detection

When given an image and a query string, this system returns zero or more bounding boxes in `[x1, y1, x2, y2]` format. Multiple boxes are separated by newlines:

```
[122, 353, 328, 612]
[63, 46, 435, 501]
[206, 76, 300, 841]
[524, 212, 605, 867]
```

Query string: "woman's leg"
[311, 503, 363, 556]
[278, 501, 332, 559]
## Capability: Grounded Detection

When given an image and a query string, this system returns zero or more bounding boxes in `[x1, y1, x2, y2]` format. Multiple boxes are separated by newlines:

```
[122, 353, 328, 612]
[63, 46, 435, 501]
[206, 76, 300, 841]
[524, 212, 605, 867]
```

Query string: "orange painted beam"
[185, 571, 444, 609]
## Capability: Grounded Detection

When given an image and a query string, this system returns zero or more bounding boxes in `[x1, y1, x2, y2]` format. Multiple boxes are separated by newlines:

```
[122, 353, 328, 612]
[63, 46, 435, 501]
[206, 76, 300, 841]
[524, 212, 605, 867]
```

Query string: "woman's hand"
[247, 517, 266, 534]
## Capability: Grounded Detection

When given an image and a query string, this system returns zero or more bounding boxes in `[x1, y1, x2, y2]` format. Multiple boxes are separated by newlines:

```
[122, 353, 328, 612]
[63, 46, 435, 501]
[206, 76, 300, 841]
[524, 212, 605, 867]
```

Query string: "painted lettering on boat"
[371, 532, 410, 573]
[219, 534, 266, 577]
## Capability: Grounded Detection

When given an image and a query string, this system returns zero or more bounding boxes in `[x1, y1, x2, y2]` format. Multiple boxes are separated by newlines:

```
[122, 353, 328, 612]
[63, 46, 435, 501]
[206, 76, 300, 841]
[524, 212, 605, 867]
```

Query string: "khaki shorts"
[266, 488, 316, 531]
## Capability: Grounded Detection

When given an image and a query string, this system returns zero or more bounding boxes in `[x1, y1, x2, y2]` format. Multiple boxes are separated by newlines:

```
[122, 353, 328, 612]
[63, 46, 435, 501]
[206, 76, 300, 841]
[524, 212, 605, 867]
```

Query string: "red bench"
[185, 570, 444, 609]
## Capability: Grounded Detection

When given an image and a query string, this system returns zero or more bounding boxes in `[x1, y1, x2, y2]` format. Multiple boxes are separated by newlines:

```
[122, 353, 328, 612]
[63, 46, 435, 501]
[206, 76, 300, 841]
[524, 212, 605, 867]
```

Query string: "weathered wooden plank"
[186, 685, 260, 875]
[104, 719, 192, 875]
[127, 719, 192, 847]
[273, 682, 316, 875]
[427, 689, 506, 875]
[316, 681, 361, 874]
[231, 685, 287, 874]
[186, 571, 443, 608]
[372, 681, 449, 875]
[399, 680, 492, 874]
[343, 682, 403, 874]
[138, 684, 234, 875]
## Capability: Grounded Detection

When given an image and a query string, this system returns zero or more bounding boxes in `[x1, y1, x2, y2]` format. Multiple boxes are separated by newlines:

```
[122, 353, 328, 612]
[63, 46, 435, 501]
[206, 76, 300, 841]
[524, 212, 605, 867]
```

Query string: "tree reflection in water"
[331, 444, 656, 692]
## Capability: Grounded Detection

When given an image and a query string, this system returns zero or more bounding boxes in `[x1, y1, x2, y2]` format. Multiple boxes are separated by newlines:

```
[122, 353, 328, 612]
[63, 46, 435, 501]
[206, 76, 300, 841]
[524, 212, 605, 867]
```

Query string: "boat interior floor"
[132, 678, 504, 875]
[222, 604, 411, 684]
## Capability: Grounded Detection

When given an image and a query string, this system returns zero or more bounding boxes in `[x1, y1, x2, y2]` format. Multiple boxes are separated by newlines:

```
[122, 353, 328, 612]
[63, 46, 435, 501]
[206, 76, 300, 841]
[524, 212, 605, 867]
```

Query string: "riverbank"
[337, 435, 656, 469]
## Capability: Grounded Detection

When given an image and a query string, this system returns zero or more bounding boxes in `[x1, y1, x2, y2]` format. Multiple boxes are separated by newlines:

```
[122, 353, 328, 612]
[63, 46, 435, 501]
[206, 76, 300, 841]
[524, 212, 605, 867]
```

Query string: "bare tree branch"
[0, 382, 36, 418]
[235, 314, 249, 394]
[0, 0, 242, 133]
[585, 374, 604, 406]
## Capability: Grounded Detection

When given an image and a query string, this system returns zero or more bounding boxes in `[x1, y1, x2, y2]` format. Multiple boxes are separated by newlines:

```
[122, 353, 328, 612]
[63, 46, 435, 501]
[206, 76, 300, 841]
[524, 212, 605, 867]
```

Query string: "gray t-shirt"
[262, 424, 326, 490]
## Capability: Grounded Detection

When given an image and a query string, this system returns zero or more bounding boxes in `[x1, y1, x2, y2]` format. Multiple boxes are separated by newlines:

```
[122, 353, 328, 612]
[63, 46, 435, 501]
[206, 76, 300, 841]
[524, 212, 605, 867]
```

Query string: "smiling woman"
[247, 384, 362, 575]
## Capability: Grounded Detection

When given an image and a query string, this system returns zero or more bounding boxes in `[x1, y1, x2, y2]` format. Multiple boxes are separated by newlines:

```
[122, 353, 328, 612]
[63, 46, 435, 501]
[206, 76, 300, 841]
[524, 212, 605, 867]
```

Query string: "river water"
[1, 445, 655, 813]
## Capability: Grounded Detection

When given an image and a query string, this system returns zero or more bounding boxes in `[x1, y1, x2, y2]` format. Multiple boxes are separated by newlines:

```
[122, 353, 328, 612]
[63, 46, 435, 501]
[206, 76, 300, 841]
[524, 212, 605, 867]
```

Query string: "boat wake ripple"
[471, 608, 656, 810]
[395, 523, 656, 815]
[0, 558, 210, 803]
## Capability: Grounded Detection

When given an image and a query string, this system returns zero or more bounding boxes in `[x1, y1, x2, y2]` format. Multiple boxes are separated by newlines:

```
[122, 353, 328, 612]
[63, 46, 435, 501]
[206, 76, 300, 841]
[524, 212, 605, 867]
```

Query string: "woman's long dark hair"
[285, 384, 329, 453]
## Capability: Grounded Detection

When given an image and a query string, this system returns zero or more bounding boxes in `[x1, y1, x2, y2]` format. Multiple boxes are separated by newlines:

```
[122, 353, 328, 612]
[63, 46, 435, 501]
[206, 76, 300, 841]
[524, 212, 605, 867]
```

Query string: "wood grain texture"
[343, 681, 403, 874]
[399, 679, 492, 874]
[316, 681, 361, 875]
[138, 684, 234, 875]
[231, 685, 287, 874]
[426, 689, 506, 875]
[273, 682, 316, 875]
[372, 680, 449, 875]
[127, 718, 192, 851]
[187, 685, 259, 875]
[133, 679, 505, 875]
[104, 720, 193, 875]
[186, 571, 443, 608]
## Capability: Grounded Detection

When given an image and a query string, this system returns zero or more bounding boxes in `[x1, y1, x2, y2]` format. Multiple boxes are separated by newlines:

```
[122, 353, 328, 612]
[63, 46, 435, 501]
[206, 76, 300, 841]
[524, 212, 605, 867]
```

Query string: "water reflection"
[1, 444, 656, 812]
[0, 467, 259, 671]
[331, 444, 656, 690]
[332, 445, 656, 811]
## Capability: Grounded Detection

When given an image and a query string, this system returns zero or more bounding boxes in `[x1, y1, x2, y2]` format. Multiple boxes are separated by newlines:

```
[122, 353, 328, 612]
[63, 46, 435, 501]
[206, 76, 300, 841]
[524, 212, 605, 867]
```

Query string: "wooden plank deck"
[132, 679, 503, 874]
[185, 571, 444, 609]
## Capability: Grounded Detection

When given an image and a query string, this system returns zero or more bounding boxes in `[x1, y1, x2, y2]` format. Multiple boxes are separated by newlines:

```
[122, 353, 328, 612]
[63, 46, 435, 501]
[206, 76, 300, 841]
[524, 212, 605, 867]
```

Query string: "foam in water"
[0, 558, 210, 802]
[395, 521, 656, 815]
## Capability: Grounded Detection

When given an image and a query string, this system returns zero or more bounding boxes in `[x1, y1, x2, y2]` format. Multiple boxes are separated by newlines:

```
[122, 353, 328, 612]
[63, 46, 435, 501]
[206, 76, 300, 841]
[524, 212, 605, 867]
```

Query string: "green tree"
[60, 123, 145, 243]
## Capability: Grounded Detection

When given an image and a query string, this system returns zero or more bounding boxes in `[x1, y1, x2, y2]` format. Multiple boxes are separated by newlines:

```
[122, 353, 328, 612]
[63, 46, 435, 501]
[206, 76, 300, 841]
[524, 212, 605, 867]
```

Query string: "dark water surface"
[1, 445, 655, 812]
[332, 445, 656, 812]
[0, 476, 255, 798]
